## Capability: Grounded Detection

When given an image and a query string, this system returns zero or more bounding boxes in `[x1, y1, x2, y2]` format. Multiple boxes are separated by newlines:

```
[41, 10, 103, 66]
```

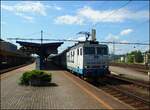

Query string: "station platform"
[1, 63, 134, 109]
[110, 66, 150, 82]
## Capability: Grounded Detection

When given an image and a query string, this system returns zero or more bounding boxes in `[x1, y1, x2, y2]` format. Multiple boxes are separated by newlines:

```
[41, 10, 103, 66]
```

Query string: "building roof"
[16, 41, 63, 57]
[16, 41, 63, 48]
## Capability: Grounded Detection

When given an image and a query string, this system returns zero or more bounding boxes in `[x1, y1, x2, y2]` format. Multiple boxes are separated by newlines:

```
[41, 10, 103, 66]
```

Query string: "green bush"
[19, 70, 51, 85]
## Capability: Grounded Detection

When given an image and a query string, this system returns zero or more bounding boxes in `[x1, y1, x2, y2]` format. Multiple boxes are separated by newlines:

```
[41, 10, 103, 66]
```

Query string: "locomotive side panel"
[66, 46, 84, 74]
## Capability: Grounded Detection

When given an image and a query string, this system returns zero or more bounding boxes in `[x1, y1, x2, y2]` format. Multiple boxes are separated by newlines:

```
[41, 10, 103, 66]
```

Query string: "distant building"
[119, 55, 128, 63]
[120, 56, 125, 62]
[0, 39, 17, 52]
[144, 51, 150, 65]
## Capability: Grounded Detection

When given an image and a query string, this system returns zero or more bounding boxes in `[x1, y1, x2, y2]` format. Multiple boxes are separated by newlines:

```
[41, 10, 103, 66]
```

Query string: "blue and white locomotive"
[51, 29, 109, 79]
[66, 41, 109, 78]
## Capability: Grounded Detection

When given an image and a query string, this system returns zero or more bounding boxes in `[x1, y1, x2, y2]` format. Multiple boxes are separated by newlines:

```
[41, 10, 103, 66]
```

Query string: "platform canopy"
[16, 41, 63, 58]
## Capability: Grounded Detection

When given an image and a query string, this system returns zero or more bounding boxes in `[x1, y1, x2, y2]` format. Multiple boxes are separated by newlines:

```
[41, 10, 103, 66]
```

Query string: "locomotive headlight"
[84, 65, 89, 68]
[103, 65, 108, 69]
[84, 66, 87, 68]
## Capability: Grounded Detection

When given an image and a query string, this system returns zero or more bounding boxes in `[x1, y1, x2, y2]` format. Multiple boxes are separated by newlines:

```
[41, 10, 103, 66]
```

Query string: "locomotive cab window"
[84, 47, 95, 55]
[77, 49, 79, 55]
[80, 48, 82, 55]
[97, 47, 108, 55]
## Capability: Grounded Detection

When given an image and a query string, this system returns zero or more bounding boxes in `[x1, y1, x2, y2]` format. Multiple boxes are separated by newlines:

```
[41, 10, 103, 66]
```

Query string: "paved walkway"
[110, 66, 150, 82]
[1, 63, 133, 109]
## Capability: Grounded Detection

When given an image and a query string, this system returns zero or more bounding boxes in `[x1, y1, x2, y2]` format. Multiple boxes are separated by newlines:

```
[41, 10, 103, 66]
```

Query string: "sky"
[1, 0, 149, 54]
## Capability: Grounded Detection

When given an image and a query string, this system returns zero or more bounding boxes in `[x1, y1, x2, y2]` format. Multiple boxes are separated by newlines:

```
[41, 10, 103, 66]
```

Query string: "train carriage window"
[68, 53, 70, 62]
[84, 47, 95, 55]
[73, 50, 74, 63]
[77, 49, 79, 55]
[97, 47, 108, 55]
[80, 48, 82, 55]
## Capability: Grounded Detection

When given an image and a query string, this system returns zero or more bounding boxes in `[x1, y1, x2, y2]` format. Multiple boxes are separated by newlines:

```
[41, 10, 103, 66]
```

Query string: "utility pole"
[40, 30, 44, 69]
[149, 33, 150, 53]
[41, 30, 43, 44]
[113, 40, 115, 62]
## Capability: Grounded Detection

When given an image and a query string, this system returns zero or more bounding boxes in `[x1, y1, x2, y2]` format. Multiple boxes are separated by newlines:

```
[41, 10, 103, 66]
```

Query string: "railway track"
[107, 74, 150, 90]
[107, 74, 150, 89]
[95, 75, 150, 109]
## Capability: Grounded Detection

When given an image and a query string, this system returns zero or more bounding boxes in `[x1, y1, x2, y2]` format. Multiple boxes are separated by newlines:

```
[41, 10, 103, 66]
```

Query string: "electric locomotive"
[51, 29, 110, 79]
[66, 41, 109, 79]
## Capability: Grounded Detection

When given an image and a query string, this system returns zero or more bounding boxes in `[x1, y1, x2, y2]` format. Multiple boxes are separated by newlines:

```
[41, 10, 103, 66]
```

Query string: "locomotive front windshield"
[84, 47, 95, 54]
[84, 46, 108, 55]
[97, 47, 108, 55]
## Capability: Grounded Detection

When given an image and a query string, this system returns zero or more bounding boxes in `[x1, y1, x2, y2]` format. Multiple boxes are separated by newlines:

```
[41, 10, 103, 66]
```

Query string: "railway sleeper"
[123, 99, 136, 104]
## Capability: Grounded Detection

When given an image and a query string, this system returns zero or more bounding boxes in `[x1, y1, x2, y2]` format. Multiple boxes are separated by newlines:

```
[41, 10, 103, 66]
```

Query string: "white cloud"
[15, 13, 34, 22]
[53, 5, 62, 11]
[1, 2, 62, 22]
[120, 29, 133, 36]
[55, 6, 149, 25]
[77, 6, 125, 23]
[45, 4, 62, 11]
[105, 33, 132, 54]
[55, 15, 84, 25]
[2, 2, 47, 16]
[78, 6, 149, 23]
[105, 28, 133, 43]
[2, 2, 63, 23]
[105, 33, 119, 41]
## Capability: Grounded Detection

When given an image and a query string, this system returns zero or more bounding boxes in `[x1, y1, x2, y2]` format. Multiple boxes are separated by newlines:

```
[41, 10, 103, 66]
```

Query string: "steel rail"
[107, 74, 150, 89]
[104, 83, 150, 105]
[98, 80, 150, 110]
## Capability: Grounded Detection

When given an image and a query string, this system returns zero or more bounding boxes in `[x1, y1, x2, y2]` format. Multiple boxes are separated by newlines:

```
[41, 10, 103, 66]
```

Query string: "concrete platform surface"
[1, 63, 134, 109]
[110, 66, 150, 82]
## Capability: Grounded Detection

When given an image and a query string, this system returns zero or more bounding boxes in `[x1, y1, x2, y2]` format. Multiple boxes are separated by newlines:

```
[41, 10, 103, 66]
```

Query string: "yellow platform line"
[0, 72, 17, 80]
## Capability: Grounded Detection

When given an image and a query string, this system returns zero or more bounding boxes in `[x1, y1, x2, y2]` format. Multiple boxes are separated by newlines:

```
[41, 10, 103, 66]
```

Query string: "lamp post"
[149, 32, 150, 54]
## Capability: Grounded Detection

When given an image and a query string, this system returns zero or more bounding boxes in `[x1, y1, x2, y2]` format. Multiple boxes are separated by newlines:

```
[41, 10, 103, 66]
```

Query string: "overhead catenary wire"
[93, 0, 132, 28]
[7, 37, 149, 46]
[91, 1, 149, 53]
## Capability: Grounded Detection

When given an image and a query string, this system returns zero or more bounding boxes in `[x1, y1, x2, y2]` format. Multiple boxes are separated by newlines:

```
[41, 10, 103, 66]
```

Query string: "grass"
[19, 70, 52, 85]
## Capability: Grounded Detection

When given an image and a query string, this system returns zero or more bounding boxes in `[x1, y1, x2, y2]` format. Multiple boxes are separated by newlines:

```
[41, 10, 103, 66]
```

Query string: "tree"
[127, 53, 134, 63]
[126, 50, 143, 63]
[134, 50, 143, 63]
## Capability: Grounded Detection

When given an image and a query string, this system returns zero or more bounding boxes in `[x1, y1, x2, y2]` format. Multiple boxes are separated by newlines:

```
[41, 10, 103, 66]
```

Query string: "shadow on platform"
[44, 61, 65, 71]
[32, 82, 59, 87]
